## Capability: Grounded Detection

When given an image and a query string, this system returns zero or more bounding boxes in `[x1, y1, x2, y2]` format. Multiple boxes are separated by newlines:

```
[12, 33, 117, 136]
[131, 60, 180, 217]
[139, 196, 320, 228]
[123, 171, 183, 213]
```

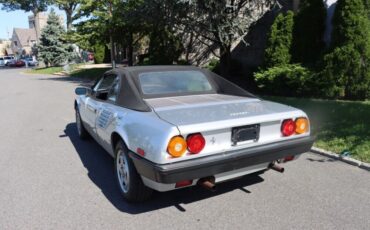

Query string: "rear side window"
[94, 74, 117, 91]
[0, 58, 3, 60]
[139, 71, 213, 96]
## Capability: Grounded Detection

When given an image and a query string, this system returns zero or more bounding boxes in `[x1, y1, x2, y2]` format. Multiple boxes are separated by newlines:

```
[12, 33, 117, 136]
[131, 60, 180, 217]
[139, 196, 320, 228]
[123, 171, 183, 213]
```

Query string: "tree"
[264, 11, 294, 67]
[55, 0, 81, 31]
[37, 10, 71, 66]
[0, 0, 51, 39]
[292, 0, 326, 65]
[182, 0, 274, 75]
[322, 0, 370, 99]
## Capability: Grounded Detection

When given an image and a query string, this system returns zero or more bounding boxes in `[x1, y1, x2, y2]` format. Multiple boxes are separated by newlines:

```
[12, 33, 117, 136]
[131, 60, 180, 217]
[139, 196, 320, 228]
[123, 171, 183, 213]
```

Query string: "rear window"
[139, 71, 213, 96]
[0, 57, 3, 60]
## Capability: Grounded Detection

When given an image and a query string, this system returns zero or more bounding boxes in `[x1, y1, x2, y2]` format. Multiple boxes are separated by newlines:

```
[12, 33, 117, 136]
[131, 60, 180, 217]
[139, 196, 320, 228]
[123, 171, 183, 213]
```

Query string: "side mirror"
[75, 87, 90, 95]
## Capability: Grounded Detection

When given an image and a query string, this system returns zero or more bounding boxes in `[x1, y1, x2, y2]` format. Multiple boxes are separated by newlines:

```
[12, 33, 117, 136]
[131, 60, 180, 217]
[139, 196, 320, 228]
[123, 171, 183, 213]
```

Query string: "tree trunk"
[66, 10, 72, 31]
[110, 34, 116, 68]
[219, 45, 232, 77]
[127, 35, 134, 66]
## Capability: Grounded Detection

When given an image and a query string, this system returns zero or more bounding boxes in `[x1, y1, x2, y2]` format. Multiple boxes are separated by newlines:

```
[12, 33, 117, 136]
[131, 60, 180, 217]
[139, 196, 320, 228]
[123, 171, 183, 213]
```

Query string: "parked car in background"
[88, 53, 94, 61]
[8, 59, 25, 67]
[0, 57, 4, 67]
[4, 56, 14, 66]
[74, 66, 315, 202]
[23, 57, 38, 67]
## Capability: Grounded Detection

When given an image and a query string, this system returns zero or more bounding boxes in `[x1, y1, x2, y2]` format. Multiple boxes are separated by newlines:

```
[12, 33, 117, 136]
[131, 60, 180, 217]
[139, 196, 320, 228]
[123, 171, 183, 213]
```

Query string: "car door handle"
[87, 104, 97, 113]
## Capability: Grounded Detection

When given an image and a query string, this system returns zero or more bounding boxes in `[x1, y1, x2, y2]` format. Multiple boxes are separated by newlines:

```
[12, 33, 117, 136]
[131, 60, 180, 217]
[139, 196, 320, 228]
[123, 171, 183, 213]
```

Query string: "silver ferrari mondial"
[74, 65, 314, 202]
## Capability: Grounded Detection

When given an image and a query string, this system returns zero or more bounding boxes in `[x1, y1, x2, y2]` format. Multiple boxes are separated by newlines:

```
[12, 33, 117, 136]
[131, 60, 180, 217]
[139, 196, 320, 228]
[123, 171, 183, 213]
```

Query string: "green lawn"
[26, 65, 111, 82]
[27, 66, 64, 75]
[265, 96, 370, 162]
[69, 68, 111, 81]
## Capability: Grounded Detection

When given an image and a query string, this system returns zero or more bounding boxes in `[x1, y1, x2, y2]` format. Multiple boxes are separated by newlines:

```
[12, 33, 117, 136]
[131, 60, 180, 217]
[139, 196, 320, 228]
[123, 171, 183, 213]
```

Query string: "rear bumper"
[129, 136, 315, 184]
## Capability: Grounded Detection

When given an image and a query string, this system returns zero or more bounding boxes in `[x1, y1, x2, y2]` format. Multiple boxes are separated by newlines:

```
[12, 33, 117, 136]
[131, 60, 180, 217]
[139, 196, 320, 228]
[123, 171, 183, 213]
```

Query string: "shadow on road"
[63, 123, 265, 214]
[36, 76, 94, 85]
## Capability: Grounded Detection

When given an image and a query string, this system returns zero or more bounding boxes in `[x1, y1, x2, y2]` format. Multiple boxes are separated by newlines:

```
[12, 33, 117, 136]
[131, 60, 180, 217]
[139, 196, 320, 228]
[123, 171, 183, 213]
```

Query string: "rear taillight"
[186, 133, 206, 154]
[281, 119, 296, 136]
[167, 136, 187, 158]
[295, 117, 309, 134]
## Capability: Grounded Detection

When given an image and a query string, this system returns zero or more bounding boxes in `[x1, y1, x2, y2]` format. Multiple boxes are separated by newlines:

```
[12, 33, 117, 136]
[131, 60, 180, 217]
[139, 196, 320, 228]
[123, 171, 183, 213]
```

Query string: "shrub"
[205, 58, 220, 72]
[264, 11, 294, 67]
[322, 0, 370, 100]
[93, 44, 105, 64]
[292, 0, 326, 65]
[254, 64, 314, 96]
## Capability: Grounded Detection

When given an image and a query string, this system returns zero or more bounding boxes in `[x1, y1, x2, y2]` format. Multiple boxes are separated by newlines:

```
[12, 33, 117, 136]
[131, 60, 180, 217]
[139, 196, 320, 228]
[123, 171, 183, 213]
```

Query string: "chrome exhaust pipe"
[197, 177, 216, 191]
[269, 163, 285, 173]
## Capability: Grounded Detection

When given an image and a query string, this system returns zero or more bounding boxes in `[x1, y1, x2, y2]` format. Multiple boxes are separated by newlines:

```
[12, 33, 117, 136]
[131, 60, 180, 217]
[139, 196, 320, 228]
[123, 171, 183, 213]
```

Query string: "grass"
[27, 66, 64, 75]
[69, 67, 111, 81]
[26, 64, 111, 82]
[265, 96, 370, 162]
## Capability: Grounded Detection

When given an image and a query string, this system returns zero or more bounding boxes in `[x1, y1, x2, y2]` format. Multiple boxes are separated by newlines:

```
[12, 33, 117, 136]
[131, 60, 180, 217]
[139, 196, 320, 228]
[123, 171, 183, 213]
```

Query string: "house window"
[14, 41, 18, 46]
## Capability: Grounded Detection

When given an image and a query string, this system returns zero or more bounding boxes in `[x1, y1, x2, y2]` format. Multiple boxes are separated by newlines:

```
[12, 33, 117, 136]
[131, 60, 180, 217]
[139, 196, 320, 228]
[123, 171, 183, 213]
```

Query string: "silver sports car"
[74, 66, 314, 202]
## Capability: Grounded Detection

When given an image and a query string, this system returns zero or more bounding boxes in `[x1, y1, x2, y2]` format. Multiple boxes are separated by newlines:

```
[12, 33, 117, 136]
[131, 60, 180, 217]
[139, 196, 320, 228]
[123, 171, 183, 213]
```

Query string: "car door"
[96, 74, 121, 152]
[84, 74, 118, 139]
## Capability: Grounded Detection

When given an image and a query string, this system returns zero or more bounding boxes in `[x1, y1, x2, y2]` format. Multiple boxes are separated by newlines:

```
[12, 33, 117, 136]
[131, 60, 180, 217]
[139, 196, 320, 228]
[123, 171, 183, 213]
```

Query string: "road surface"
[0, 68, 369, 230]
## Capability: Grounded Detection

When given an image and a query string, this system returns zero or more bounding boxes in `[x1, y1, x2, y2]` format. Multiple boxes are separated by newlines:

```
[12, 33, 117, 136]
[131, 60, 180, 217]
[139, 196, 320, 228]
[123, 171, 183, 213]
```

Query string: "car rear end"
[127, 68, 314, 192]
[0, 57, 4, 67]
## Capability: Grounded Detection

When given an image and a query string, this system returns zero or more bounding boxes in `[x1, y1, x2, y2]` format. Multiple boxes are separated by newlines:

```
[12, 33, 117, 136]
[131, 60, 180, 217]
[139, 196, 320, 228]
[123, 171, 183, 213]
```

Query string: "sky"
[0, 6, 65, 40]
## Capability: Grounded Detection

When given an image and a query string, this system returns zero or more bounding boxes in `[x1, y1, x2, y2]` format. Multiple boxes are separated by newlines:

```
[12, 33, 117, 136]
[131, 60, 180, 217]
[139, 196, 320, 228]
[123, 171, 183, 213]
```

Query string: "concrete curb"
[311, 147, 370, 171]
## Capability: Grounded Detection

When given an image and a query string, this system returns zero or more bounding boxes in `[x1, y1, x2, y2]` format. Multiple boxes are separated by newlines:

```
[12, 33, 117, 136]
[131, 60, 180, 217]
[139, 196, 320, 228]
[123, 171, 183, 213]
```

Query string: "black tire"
[75, 108, 89, 139]
[114, 140, 153, 202]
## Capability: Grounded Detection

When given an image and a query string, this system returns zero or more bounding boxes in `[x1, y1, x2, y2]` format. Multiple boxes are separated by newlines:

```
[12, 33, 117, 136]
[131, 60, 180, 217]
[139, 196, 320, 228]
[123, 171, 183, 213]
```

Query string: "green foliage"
[0, 0, 50, 14]
[93, 44, 105, 64]
[148, 28, 183, 65]
[55, 0, 81, 31]
[322, 0, 370, 100]
[264, 11, 294, 67]
[292, 0, 326, 65]
[37, 10, 71, 67]
[254, 64, 313, 96]
[205, 58, 220, 72]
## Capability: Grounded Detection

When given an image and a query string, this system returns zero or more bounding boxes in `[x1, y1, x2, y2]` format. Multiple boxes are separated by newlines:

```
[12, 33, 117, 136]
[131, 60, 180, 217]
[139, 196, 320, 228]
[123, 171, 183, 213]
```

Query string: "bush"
[93, 44, 105, 64]
[292, 0, 326, 65]
[254, 64, 314, 96]
[322, 0, 370, 100]
[205, 58, 220, 72]
[264, 11, 294, 67]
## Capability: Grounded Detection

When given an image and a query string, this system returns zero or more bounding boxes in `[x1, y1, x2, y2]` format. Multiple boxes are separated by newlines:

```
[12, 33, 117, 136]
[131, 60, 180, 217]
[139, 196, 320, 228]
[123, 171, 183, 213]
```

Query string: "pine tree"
[322, 0, 370, 99]
[292, 0, 326, 65]
[264, 11, 294, 67]
[38, 10, 71, 67]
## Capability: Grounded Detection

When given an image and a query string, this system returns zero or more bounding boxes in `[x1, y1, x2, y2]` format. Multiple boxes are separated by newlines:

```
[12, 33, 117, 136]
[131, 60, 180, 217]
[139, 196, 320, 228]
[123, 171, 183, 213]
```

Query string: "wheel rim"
[116, 149, 130, 193]
[76, 111, 82, 135]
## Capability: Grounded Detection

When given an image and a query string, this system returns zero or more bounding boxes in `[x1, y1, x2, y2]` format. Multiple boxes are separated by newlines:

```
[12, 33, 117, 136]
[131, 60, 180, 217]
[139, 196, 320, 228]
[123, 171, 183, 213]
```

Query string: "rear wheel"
[75, 109, 89, 139]
[114, 140, 153, 202]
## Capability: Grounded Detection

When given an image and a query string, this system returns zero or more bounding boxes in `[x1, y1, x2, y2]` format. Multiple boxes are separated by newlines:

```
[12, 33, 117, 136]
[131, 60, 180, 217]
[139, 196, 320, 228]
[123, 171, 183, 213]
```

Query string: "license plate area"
[231, 124, 260, 146]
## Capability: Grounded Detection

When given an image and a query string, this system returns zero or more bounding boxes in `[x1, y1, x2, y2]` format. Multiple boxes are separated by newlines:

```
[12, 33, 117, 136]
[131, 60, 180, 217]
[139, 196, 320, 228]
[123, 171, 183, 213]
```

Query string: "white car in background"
[4, 56, 15, 66]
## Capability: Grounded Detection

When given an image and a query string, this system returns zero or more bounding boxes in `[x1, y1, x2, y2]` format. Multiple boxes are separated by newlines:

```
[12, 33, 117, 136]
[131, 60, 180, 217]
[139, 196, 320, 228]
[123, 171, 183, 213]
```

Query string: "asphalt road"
[0, 68, 369, 230]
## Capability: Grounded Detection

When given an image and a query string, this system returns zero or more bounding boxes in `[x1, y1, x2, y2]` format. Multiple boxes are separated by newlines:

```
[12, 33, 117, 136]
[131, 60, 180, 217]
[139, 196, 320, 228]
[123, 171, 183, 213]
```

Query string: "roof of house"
[13, 28, 36, 46]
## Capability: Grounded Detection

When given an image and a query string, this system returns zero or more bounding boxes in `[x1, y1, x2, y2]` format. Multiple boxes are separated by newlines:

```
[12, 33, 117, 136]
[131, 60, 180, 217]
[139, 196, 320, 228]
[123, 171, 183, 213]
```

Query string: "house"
[10, 12, 63, 57]
[11, 28, 37, 56]
[0, 39, 11, 56]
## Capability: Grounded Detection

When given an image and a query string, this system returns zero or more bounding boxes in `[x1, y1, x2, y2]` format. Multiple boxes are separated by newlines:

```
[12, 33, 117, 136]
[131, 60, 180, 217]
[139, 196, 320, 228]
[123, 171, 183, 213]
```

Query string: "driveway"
[0, 68, 369, 230]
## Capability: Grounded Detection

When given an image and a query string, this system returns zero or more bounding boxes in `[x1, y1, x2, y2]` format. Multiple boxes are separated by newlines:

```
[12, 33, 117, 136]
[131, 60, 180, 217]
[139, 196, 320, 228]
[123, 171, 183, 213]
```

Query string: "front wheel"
[75, 109, 89, 139]
[114, 140, 153, 202]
